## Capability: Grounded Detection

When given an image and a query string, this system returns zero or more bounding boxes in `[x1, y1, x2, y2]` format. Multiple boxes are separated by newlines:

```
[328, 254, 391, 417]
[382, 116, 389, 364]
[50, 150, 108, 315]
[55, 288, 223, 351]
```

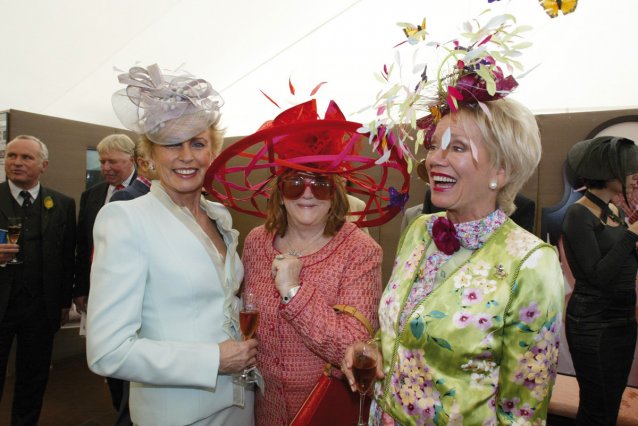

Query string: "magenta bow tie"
[431, 217, 461, 255]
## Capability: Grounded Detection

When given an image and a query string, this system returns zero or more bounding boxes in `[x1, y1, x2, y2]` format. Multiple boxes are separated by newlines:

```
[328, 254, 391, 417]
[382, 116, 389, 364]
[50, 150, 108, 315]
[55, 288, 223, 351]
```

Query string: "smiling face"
[426, 113, 504, 223]
[151, 129, 215, 205]
[5, 138, 48, 189]
[282, 172, 333, 231]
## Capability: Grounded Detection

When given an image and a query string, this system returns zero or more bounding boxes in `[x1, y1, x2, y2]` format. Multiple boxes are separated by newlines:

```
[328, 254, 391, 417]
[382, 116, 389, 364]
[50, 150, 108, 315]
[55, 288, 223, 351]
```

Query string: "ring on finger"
[275, 254, 286, 260]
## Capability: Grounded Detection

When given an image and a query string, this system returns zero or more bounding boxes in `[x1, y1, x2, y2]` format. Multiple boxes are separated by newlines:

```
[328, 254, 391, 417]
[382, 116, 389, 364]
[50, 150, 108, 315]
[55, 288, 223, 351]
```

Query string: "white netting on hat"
[112, 64, 224, 145]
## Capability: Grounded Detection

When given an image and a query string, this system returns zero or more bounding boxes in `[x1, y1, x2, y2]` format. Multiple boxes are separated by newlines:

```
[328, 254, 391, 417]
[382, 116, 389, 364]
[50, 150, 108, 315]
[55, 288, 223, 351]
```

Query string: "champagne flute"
[6, 217, 22, 264]
[353, 340, 378, 426]
[235, 291, 259, 386]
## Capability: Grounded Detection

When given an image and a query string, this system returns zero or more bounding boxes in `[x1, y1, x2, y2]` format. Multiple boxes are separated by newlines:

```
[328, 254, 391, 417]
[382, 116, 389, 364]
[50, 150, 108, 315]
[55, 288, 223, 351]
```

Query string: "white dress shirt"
[8, 180, 40, 206]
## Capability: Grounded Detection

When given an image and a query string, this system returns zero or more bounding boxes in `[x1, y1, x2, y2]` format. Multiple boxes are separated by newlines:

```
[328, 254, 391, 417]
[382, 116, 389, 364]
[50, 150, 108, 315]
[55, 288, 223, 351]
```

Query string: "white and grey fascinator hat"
[112, 64, 224, 145]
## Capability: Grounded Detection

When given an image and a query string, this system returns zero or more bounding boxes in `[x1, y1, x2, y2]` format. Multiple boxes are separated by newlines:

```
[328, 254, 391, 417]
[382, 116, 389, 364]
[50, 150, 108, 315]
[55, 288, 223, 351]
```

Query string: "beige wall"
[7, 107, 638, 283]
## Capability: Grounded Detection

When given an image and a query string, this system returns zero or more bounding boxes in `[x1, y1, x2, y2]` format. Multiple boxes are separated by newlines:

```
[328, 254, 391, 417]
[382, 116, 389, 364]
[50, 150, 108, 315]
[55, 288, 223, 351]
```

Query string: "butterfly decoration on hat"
[359, 12, 534, 170]
[397, 18, 427, 46]
[539, 0, 578, 18]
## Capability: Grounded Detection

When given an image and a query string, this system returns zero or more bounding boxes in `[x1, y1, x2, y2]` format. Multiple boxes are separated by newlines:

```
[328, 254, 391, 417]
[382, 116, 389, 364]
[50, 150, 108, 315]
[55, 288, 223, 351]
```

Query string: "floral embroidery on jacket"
[374, 215, 564, 425]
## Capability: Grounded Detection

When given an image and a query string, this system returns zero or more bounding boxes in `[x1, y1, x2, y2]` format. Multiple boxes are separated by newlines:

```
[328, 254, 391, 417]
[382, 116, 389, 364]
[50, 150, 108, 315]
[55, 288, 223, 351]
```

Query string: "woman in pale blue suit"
[86, 64, 257, 426]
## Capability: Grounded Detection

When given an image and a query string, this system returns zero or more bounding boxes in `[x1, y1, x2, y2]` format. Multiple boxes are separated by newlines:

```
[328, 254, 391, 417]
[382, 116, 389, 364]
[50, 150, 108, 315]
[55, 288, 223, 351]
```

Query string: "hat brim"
[204, 120, 410, 227]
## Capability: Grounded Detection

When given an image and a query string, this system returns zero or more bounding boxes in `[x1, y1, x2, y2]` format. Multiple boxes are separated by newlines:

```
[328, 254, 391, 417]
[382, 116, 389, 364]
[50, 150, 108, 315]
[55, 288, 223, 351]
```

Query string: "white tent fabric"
[2, 0, 637, 137]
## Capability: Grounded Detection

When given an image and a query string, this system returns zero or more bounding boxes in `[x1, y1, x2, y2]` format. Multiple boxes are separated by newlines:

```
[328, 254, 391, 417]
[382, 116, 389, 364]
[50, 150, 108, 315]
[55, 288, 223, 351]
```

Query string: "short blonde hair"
[455, 98, 541, 215]
[139, 123, 225, 162]
[97, 134, 135, 158]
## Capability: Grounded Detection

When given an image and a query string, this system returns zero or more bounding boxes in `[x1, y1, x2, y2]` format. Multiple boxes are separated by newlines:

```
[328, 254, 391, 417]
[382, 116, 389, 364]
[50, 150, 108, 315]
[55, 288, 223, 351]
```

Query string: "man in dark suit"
[0, 135, 76, 425]
[73, 134, 136, 311]
[110, 137, 157, 202]
[73, 134, 135, 421]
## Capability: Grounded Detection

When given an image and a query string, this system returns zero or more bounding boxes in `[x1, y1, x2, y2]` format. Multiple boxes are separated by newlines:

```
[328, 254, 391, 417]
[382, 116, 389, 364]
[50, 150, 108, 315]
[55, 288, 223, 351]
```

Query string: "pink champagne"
[353, 354, 376, 393]
[7, 225, 21, 244]
[239, 310, 259, 340]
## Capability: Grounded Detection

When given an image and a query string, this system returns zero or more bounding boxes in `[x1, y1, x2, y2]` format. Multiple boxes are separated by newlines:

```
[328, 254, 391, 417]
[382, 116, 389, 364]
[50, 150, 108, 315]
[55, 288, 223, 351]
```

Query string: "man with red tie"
[73, 134, 136, 312]
[73, 134, 135, 422]
[110, 136, 158, 202]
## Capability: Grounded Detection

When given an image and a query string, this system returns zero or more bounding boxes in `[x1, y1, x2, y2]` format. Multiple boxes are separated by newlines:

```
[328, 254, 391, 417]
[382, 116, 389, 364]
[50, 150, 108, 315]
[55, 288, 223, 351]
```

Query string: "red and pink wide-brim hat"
[204, 99, 410, 227]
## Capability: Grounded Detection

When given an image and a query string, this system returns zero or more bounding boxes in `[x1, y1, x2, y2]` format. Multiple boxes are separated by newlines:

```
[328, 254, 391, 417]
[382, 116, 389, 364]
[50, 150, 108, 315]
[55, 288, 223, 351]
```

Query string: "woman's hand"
[271, 254, 303, 297]
[219, 339, 258, 374]
[341, 342, 384, 393]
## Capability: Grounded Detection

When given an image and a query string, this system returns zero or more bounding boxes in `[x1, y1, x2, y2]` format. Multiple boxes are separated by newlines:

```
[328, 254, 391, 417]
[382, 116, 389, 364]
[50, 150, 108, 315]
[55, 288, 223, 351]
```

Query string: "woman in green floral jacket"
[343, 97, 564, 425]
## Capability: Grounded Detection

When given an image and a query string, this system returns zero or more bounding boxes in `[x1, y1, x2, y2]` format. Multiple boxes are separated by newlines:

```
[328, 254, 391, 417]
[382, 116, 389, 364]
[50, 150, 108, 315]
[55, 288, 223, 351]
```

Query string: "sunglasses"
[279, 174, 334, 200]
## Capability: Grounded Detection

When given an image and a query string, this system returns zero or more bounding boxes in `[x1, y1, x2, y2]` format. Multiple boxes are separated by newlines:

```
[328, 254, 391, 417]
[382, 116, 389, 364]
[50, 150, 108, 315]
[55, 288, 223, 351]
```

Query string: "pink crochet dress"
[242, 222, 382, 426]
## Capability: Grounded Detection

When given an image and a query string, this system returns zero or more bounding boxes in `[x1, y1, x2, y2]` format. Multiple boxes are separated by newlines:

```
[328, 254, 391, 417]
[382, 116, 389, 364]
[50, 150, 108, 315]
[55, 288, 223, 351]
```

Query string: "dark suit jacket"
[74, 181, 108, 298]
[0, 182, 76, 331]
[110, 178, 150, 202]
[74, 173, 137, 298]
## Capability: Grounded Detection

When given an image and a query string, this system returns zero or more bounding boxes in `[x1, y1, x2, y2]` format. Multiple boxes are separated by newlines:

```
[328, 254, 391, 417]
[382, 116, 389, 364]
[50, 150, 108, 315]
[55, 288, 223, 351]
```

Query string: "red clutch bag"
[290, 305, 374, 426]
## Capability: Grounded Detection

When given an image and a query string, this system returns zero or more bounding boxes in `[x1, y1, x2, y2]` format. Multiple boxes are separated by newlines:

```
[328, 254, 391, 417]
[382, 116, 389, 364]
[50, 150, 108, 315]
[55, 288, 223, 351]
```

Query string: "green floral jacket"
[376, 214, 564, 425]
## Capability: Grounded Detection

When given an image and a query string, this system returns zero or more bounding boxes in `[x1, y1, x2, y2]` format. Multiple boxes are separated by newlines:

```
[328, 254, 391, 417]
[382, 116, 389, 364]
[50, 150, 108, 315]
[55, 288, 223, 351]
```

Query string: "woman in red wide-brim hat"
[204, 98, 409, 425]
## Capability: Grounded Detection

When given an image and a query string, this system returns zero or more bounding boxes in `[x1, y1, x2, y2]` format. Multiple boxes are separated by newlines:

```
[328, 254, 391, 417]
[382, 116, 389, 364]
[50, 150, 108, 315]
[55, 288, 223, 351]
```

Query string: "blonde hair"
[139, 123, 225, 161]
[97, 134, 135, 158]
[456, 98, 541, 215]
[135, 135, 151, 161]
[10, 135, 48, 161]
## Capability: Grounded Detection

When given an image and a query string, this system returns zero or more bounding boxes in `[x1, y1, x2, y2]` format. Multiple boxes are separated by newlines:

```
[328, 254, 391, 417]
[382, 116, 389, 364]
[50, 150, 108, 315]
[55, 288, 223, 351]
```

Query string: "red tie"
[115, 184, 125, 191]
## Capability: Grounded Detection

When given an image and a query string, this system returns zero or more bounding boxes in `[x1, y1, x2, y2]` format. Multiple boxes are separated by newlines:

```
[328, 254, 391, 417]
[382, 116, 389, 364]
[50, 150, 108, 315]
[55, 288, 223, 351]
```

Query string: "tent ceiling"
[2, 0, 637, 137]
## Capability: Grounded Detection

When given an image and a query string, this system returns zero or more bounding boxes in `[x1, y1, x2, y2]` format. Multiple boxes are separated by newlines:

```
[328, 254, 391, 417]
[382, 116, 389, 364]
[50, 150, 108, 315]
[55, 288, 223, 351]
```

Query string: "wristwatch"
[282, 285, 301, 304]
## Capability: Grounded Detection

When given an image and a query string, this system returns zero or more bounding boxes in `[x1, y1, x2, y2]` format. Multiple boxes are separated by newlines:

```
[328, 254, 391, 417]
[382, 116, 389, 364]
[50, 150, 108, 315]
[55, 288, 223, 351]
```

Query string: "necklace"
[285, 229, 326, 257]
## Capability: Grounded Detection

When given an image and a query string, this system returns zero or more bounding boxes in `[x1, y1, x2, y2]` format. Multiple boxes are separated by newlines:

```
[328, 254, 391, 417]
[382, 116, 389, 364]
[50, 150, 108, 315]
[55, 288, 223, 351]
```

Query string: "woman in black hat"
[562, 136, 638, 425]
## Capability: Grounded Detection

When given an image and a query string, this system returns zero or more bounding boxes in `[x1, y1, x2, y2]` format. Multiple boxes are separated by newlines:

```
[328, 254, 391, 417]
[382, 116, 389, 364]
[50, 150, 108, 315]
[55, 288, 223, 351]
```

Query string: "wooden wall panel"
[7, 109, 137, 214]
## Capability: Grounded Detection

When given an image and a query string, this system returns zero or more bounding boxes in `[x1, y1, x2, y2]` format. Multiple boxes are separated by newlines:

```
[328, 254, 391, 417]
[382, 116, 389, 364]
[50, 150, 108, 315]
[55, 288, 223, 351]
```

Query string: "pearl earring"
[489, 181, 497, 190]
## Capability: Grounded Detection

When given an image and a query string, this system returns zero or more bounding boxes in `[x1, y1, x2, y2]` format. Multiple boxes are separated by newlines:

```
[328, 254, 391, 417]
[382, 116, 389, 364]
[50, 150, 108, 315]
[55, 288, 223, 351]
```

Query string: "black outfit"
[0, 183, 76, 426]
[562, 194, 638, 425]
[74, 181, 109, 299]
[74, 175, 135, 426]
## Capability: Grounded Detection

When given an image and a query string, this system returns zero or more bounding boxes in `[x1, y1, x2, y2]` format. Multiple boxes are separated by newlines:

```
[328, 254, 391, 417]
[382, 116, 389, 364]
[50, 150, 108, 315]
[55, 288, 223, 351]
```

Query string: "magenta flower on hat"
[365, 13, 531, 161]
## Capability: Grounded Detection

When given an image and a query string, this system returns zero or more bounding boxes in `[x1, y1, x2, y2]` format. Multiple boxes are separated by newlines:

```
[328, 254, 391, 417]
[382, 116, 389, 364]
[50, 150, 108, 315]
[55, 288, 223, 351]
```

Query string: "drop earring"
[489, 180, 497, 190]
